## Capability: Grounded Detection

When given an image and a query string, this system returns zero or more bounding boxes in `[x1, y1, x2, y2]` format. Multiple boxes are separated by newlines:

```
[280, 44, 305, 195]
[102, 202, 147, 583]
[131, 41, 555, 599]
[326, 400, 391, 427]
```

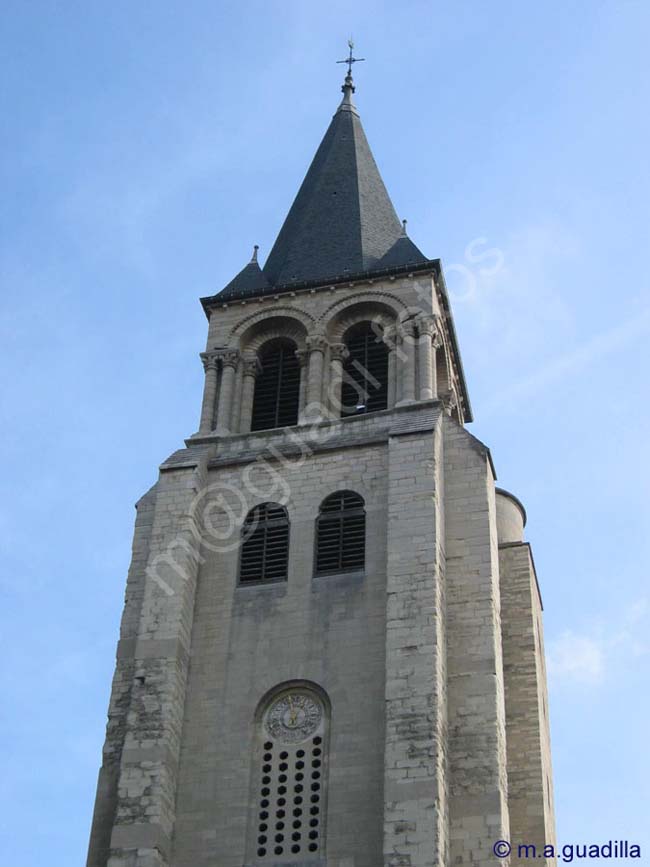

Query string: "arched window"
[340, 321, 389, 417]
[315, 491, 365, 576]
[248, 683, 330, 862]
[239, 502, 289, 585]
[251, 338, 300, 431]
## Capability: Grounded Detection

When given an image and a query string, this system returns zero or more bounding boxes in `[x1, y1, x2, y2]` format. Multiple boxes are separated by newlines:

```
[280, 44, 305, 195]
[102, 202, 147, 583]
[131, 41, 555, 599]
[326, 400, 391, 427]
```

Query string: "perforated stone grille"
[255, 736, 324, 860]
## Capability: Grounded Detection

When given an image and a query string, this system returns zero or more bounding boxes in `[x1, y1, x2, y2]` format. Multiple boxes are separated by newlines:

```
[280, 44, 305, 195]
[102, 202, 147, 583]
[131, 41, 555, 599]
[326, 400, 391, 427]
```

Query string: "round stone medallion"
[265, 692, 322, 743]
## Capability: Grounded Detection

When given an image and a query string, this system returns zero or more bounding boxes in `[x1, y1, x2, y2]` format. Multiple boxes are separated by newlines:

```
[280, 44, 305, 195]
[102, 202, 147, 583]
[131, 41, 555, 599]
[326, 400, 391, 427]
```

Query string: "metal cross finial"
[337, 38, 365, 77]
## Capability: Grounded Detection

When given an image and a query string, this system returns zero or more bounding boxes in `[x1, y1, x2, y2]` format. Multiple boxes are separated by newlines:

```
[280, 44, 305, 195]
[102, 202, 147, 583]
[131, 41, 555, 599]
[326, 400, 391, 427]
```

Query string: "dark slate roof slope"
[378, 233, 428, 269]
[261, 82, 406, 286]
[219, 251, 270, 301]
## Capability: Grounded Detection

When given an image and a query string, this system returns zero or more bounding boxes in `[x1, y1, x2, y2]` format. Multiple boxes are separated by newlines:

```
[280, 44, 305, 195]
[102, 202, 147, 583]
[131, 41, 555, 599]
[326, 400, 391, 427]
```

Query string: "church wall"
[383, 417, 449, 867]
[170, 442, 390, 867]
[500, 542, 556, 865]
[443, 418, 510, 866]
[87, 486, 157, 867]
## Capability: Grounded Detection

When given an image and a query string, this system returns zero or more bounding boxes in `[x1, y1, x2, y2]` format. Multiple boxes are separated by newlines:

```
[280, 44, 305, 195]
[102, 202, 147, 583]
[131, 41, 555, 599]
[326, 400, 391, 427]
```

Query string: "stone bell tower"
[87, 63, 555, 867]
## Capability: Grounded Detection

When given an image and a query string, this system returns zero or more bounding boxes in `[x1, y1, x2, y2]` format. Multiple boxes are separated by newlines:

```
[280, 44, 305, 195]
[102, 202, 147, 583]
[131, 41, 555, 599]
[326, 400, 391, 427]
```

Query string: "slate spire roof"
[217, 71, 428, 300]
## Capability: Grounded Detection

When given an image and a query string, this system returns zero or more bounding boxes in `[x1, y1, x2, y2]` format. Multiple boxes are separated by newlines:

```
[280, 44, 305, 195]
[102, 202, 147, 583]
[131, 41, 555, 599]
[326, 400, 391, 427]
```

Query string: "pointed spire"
[260, 43, 427, 287]
[219, 246, 270, 300]
[214, 46, 429, 299]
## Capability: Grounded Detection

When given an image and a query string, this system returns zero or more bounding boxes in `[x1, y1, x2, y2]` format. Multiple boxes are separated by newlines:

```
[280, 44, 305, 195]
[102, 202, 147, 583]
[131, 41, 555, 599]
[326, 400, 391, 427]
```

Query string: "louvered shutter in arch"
[239, 502, 290, 584]
[315, 491, 366, 576]
[340, 322, 389, 417]
[251, 338, 300, 431]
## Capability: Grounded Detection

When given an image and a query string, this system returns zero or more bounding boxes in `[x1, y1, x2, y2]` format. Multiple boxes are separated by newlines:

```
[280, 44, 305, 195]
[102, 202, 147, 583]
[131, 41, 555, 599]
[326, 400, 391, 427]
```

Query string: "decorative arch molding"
[317, 291, 407, 341]
[227, 307, 315, 350]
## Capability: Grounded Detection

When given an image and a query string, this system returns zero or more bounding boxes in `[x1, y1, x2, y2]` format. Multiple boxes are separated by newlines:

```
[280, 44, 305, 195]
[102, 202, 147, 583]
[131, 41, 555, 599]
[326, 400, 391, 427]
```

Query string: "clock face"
[265, 692, 323, 743]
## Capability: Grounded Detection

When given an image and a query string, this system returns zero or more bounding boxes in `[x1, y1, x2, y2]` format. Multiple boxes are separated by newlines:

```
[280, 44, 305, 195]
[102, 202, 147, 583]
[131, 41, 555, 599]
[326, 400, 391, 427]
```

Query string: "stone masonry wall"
[383, 416, 448, 867]
[87, 485, 157, 867]
[91, 447, 215, 867]
[170, 429, 391, 867]
[499, 543, 556, 865]
[443, 417, 510, 866]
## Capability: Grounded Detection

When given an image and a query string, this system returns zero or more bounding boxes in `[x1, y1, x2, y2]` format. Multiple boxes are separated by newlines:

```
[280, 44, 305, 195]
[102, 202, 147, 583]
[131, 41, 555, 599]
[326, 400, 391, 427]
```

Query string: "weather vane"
[337, 38, 365, 77]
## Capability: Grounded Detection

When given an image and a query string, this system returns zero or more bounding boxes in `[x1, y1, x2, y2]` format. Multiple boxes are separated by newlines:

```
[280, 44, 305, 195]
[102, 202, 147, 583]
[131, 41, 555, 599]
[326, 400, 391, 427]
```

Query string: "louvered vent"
[240, 502, 289, 584]
[315, 491, 365, 576]
[341, 322, 388, 417]
[251, 338, 300, 431]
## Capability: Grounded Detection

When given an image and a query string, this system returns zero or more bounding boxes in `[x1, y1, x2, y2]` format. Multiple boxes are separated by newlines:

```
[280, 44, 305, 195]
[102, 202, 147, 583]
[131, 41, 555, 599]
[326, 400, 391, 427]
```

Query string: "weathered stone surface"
[87, 271, 555, 867]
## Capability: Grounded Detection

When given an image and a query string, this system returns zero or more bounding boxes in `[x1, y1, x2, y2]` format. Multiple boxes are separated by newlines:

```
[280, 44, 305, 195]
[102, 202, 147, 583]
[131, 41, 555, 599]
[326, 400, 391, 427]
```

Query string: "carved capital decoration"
[441, 389, 458, 416]
[306, 334, 328, 354]
[200, 351, 220, 373]
[242, 357, 261, 378]
[329, 343, 349, 363]
[382, 325, 399, 351]
[217, 349, 240, 369]
[399, 319, 417, 339]
[294, 348, 309, 367]
[416, 315, 437, 339]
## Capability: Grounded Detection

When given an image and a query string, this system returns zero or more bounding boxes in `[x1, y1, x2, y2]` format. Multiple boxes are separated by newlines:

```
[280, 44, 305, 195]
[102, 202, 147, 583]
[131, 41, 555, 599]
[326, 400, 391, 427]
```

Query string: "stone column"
[238, 355, 260, 434]
[431, 333, 441, 400]
[383, 326, 398, 408]
[305, 334, 328, 420]
[396, 320, 416, 405]
[216, 349, 239, 433]
[198, 352, 219, 433]
[328, 342, 349, 417]
[295, 349, 309, 422]
[417, 316, 436, 401]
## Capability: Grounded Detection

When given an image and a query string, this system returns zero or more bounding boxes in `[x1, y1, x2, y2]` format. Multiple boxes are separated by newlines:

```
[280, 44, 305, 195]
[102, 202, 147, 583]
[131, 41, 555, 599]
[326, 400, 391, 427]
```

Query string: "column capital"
[399, 319, 417, 339]
[382, 325, 399, 350]
[329, 342, 349, 363]
[306, 334, 328, 353]
[241, 353, 261, 378]
[295, 348, 309, 367]
[200, 351, 220, 372]
[441, 389, 458, 415]
[216, 348, 240, 369]
[416, 315, 437, 338]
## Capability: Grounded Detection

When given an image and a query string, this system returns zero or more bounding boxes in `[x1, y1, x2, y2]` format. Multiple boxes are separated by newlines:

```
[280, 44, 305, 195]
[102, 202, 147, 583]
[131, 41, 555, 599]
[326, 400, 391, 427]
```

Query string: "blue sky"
[1, 2, 648, 864]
